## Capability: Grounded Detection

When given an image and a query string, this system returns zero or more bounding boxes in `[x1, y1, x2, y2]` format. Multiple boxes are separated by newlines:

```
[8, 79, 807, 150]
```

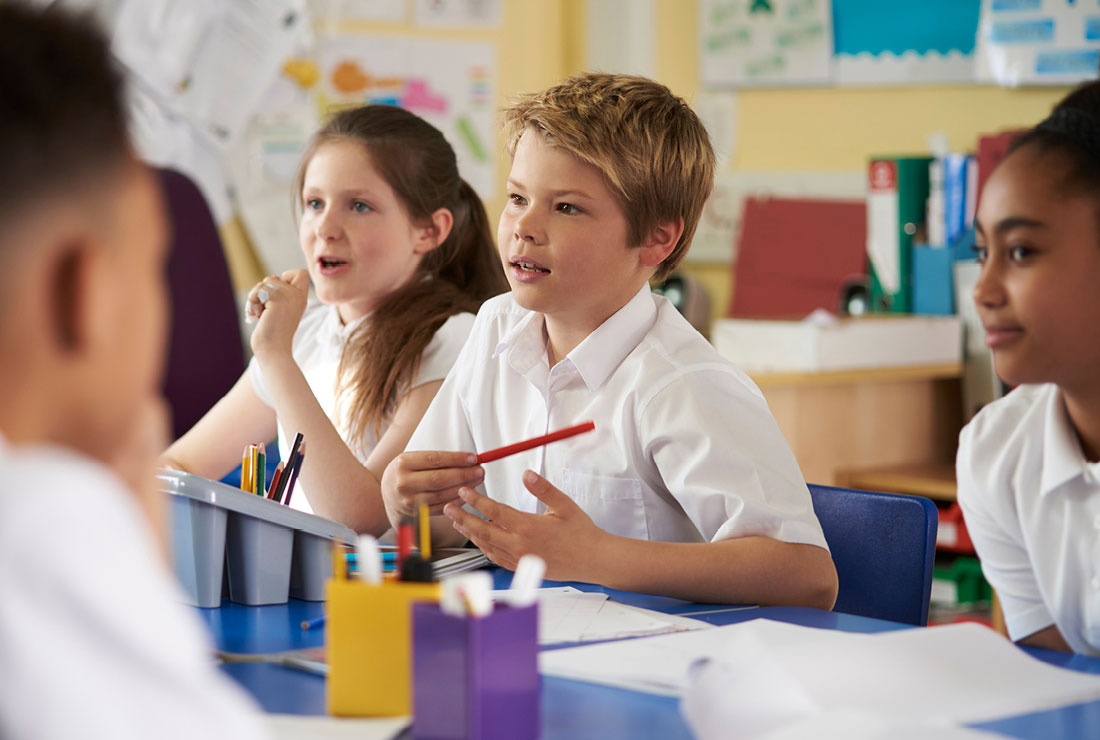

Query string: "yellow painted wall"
[648, 0, 1071, 319]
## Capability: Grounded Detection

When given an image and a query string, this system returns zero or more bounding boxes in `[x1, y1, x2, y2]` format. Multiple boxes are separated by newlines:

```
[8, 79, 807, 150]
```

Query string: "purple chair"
[158, 168, 246, 440]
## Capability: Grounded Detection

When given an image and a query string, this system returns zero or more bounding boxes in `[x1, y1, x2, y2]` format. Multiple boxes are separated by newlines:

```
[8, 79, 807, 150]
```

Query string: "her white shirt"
[249, 302, 475, 513]
[406, 286, 828, 548]
[0, 436, 267, 739]
[958, 383, 1100, 655]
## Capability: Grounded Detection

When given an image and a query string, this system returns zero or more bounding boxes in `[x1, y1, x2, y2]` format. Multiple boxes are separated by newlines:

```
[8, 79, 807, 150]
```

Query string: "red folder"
[728, 197, 867, 319]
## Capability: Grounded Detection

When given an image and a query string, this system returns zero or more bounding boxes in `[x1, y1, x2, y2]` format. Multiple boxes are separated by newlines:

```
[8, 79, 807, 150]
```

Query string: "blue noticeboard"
[833, 0, 982, 56]
[830, 0, 982, 84]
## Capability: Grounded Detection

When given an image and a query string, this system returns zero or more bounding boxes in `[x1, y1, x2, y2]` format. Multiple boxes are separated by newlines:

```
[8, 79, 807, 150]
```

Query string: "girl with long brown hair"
[161, 105, 506, 533]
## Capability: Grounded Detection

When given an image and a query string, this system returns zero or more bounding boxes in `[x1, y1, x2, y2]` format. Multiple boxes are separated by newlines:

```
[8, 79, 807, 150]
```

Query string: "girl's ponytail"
[428, 178, 502, 304]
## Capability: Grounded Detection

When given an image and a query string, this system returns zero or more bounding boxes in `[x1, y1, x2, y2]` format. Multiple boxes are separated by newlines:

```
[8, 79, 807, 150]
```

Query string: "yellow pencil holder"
[326, 573, 440, 717]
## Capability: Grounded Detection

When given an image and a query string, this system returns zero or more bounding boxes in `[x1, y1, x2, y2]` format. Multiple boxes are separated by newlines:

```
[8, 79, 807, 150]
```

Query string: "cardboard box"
[711, 314, 962, 374]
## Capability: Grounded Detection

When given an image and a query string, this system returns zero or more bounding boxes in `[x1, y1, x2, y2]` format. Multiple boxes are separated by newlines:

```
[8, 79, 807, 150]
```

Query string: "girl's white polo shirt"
[249, 301, 475, 513]
[958, 383, 1100, 655]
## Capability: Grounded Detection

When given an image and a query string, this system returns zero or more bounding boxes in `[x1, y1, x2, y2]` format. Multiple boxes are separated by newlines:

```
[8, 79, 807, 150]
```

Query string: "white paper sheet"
[492, 587, 710, 645]
[541, 618, 1100, 728]
[113, 0, 305, 150]
[737, 709, 1007, 740]
[414, 0, 501, 28]
[265, 713, 408, 740]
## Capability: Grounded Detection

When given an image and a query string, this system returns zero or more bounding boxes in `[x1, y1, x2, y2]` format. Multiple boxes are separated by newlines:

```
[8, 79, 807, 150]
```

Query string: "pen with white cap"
[356, 534, 383, 585]
[508, 555, 545, 608]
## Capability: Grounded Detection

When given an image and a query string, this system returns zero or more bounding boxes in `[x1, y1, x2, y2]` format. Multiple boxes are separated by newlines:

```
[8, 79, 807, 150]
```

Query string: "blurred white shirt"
[250, 301, 475, 513]
[0, 435, 268, 739]
[958, 383, 1100, 655]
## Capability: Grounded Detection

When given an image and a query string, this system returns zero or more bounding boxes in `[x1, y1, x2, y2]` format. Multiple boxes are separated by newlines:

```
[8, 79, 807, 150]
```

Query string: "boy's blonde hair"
[501, 73, 715, 280]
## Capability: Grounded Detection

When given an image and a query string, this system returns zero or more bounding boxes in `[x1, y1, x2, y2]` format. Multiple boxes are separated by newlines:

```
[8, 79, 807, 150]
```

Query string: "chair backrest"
[808, 483, 938, 626]
[158, 168, 246, 440]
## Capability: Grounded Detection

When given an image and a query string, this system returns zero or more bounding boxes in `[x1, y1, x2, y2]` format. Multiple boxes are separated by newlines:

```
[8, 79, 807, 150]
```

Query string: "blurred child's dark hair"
[1009, 80, 1100, 215]
[0, 3, 130, 227]
[294, 105, 507, 442]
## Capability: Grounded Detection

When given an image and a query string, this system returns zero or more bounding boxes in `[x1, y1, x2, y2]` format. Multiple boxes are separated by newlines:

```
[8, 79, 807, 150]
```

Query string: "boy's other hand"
[381, 450, 485, 527]
[444, 470, 607, 582]
[247, 269, 310, 359]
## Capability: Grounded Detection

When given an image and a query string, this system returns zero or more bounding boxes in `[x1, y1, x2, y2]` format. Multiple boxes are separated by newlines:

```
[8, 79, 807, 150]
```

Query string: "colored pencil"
[255, 443, 266, 496]
[272, 432, 304, 503]
[282, 441, 305, 506]
[475, 421, 596, 464]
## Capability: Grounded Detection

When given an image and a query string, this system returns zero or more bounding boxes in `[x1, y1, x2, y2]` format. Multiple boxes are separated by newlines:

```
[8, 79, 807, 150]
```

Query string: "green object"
[456, 115, 488, 164]
[933, 556, 991, 605]
[255, 447, 265, 496]
[866, 156, 932, 313]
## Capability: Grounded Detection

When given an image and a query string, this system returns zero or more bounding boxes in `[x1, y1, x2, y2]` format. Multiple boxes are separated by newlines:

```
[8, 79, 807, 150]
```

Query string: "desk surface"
[199, 574, 1100, 740]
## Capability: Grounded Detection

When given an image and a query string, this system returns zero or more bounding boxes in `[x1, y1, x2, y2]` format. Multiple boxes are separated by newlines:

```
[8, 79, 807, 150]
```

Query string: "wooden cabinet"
[750, 363, 964, 490]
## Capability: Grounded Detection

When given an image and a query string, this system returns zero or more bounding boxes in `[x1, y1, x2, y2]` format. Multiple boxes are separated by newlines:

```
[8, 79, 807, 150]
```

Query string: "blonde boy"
[0, 5, 265, 737]
[383, 74, 837, 606]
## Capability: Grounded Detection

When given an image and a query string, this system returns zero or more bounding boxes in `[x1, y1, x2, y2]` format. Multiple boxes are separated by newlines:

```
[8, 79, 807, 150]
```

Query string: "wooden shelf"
[838, 462, 957, 501]
[750, 363, 963, 389]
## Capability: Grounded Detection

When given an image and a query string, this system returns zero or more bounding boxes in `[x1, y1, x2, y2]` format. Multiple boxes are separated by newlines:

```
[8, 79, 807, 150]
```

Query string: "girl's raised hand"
[247, 269, 310, 359]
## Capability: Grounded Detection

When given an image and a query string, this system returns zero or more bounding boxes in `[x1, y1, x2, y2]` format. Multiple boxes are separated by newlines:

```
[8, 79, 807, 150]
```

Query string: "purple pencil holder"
[411, 603, 539, 740]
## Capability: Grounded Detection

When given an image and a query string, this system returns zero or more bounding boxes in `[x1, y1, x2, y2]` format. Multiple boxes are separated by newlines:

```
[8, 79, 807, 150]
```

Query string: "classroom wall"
[643, 0, 1071, 323]
[228, 0, 1071, 316]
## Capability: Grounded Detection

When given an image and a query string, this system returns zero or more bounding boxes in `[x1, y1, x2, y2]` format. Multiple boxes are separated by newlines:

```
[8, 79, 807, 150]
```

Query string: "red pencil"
[476, 421, 596, 464]
[266, 461, 285, 500]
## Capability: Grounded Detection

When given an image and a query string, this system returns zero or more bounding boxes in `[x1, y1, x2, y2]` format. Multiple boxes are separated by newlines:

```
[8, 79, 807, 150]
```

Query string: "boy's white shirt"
[957, 383, 1100, 655]
[0, 432, 268, 740]
[249, 301, 475, 513]
[407, 285, 828, 548]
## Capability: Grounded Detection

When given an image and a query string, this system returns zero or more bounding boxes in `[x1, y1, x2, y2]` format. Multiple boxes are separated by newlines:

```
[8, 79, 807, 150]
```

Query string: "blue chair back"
[808, 483, 938, 626]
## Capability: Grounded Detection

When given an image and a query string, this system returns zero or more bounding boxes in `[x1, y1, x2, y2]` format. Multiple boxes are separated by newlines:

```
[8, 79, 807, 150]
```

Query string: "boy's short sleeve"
[405, 310, 485, 457]
[956, 424, 1055, 641]
[412, 313, 475, 389]
[641, 367, 828, 549]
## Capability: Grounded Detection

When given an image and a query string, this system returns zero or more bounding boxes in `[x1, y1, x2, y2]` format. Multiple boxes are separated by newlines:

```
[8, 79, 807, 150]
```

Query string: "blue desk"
[199, 573, 1100, 740]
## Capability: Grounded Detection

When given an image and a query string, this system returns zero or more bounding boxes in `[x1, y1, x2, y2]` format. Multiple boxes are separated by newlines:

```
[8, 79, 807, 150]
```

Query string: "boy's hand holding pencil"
[381, 421, 596, 534]
[381, 450, 486, 526]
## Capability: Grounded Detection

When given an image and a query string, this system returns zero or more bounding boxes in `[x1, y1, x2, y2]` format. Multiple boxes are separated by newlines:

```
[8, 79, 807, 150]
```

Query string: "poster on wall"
[228, 66, 322, 277]
[975, 0, 1100, 86]
[311, 0, 407, 23]
[316, 33, 497, 198]
[113, 0, 307, 224]
[700, 0, 833, 88]
[831, 0, 978, 84]
[414, 0, 502, 28]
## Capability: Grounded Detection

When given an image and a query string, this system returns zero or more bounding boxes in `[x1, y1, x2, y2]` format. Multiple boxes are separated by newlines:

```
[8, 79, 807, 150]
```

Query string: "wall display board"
[316, 33, 497, 198]
[701, 0, 833, 87]
[831, 0, 980, 84]
[975, 0, 1100, 86]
